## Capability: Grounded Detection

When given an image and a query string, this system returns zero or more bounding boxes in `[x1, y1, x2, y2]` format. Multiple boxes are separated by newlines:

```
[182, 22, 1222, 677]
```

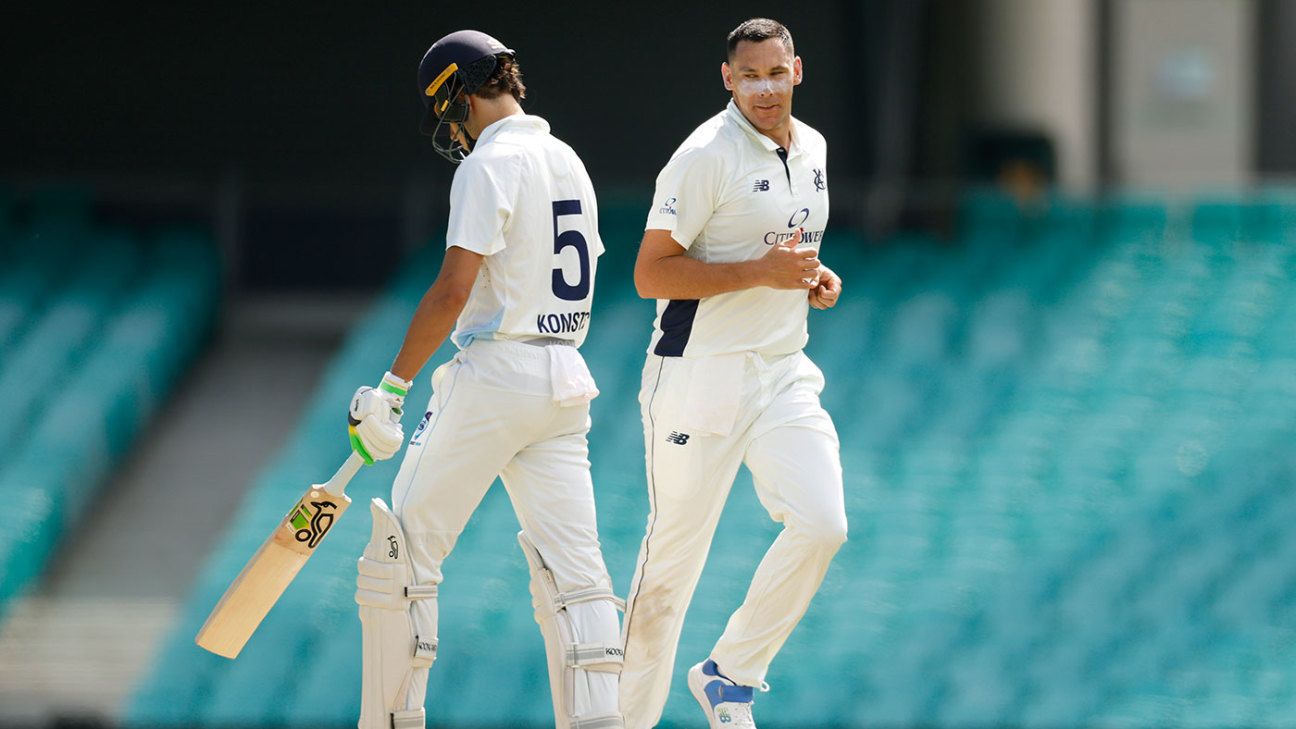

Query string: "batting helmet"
[417, 30, 515, 164]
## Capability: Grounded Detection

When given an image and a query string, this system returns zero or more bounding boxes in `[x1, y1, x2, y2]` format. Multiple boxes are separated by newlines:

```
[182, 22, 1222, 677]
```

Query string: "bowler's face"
[723, 39, 802, 134]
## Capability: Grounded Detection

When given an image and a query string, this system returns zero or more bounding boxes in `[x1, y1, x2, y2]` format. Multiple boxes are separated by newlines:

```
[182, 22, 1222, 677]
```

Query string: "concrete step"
[0, 598, 176, 724]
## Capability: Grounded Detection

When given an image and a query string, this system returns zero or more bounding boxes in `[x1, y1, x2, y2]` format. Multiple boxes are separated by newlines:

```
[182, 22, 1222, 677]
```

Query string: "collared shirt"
[446, 113, 604, 349]
[644, 100, 830, 358]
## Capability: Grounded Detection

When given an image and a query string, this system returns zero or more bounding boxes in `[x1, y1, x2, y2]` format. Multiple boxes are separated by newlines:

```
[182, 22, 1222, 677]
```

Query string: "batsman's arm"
[634, 228, 821, 300]
[389, 245, 484, 381]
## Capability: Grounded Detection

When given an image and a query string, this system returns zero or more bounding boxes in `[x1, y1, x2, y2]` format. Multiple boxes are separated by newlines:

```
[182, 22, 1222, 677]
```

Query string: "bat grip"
[322, 452, 366, 495]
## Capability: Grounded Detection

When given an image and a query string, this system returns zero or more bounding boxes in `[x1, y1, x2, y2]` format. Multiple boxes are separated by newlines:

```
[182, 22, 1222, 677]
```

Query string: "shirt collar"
[474, 112, 549, 148]
[724, 99, 802, 157]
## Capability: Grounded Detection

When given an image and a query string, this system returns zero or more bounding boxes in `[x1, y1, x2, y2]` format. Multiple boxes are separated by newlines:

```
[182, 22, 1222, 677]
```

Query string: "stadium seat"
[0, 222, 218, 619]
[129, 189, 1296, 728]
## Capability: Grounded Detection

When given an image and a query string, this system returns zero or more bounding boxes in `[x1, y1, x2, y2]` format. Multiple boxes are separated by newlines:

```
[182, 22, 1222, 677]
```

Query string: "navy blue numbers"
[551, 200, 590, 301]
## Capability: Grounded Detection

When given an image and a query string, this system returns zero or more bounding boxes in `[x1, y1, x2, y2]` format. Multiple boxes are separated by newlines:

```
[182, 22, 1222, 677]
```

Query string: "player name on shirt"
[445, 113, 604, 350]
[537, 310, 591, 334]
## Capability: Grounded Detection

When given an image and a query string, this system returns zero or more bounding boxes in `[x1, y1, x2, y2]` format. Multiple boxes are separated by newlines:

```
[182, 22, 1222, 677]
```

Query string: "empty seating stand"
[0, 188, 221, 617]
[130, 190, 1296, 728]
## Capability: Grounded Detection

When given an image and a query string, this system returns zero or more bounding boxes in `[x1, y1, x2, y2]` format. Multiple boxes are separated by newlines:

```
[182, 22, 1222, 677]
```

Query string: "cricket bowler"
[618, 18, 847, 729]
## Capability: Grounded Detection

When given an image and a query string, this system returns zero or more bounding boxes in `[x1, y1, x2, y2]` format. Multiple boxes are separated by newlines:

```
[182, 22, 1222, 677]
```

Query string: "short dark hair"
[474, 55, 526, 101]
[726, 18, 794, 60]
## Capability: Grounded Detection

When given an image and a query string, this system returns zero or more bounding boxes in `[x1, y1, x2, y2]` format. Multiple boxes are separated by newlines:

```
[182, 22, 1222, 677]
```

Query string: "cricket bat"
[196, 453, 365, 658]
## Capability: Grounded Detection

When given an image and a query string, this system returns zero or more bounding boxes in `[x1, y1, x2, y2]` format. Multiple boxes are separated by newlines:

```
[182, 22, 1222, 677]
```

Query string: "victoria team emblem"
[813, 168, 826, 192]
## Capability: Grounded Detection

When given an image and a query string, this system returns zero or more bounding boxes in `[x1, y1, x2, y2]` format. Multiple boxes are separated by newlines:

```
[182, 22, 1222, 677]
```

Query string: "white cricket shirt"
[446, 113, 603, 349]
[644, 100, 829, 358]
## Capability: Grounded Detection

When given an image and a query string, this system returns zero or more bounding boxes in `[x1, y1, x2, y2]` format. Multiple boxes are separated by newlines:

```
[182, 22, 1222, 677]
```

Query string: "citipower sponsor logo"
[764, 207, 824, 245]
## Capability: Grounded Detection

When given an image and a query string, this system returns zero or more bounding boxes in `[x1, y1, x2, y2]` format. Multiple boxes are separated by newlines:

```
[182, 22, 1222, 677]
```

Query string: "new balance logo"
[752, 179, 770, 192]
[665, 431, 690, 445]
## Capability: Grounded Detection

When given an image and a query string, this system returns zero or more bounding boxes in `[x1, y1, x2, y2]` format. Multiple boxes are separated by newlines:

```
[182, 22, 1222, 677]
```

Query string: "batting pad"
[518, 530, 626, 729]
[356, 498, 438, 729]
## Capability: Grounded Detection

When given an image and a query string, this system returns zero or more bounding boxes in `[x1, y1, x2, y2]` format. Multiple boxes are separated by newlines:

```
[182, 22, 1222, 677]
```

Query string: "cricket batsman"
[345, 30, 624, 729]
[618, 18, 847, 729]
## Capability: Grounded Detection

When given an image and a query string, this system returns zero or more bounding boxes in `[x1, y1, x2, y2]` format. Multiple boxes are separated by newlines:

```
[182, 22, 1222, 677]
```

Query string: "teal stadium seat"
[0, 223, 219, 615]
[130, 189, 1296, 728]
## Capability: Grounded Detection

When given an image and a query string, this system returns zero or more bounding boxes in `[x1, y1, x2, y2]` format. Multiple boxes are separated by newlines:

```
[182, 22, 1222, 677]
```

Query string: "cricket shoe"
[687, 659, 761, 728]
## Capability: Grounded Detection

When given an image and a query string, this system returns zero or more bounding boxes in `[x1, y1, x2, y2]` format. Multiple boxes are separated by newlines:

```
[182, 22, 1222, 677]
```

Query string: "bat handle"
[322, 453, 366, 496]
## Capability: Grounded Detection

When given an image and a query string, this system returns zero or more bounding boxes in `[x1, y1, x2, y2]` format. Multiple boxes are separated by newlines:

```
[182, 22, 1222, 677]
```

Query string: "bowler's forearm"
[635, 254, 762, 299]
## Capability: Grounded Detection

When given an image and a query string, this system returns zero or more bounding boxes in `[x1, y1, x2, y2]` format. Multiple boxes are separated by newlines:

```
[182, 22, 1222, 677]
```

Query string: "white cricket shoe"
[687, 659, 759, 728]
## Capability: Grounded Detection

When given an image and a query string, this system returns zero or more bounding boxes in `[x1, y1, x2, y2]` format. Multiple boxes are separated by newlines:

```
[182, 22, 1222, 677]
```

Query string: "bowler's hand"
[754, 227, 820, 290]
[809, 266, 841, 310]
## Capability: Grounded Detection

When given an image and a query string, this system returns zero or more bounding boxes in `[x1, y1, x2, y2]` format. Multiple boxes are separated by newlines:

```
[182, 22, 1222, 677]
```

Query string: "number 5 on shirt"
[551, 199, 590, 301]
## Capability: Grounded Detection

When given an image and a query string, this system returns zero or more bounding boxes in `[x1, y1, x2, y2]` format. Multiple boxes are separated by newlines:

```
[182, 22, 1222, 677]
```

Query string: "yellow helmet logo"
[424, 62, 459, 97]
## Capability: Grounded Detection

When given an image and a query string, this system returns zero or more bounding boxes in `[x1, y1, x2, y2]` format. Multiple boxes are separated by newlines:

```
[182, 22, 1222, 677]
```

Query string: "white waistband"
[464, 337, 575, 362]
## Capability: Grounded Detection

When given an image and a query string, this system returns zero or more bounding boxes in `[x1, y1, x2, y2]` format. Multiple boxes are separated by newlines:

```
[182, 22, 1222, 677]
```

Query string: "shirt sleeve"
[446, 155, 516, 256]
[644, 147, 722, 250]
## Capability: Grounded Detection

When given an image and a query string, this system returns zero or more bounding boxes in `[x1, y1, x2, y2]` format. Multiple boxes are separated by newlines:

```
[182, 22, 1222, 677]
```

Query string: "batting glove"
[348, 371, 413, 464]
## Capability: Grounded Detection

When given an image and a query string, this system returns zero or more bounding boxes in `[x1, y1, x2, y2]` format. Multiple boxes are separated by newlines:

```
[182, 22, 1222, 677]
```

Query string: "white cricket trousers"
[619, 350, 847, 728]
[390, 338, 616, 669]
